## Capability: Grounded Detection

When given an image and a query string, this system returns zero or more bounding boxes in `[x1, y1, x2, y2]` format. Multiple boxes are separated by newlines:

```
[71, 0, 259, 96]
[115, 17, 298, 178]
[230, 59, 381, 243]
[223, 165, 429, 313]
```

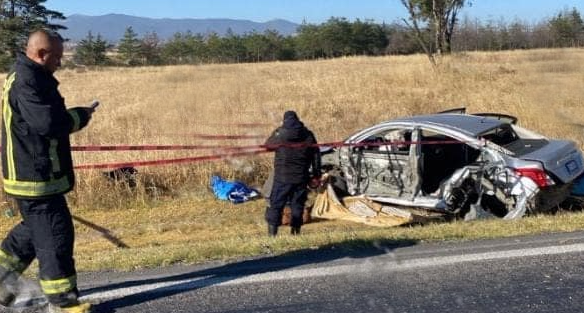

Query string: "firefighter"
[265, 111, 321, 236]
[0, 30, 95, 313]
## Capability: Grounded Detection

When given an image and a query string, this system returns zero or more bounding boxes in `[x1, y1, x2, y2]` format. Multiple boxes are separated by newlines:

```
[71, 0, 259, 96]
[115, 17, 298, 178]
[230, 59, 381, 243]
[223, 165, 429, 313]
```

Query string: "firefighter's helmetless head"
[26, 29, 64, 73]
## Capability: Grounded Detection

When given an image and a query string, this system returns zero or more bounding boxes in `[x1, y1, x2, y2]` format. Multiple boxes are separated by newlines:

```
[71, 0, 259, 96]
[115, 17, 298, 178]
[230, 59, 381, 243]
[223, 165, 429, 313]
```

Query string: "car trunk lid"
[509, 140, 584, 183]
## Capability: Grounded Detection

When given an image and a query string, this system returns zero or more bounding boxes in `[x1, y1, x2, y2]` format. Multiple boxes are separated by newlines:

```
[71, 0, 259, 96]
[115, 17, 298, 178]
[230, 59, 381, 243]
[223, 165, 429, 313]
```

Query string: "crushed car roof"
[388, 114, 506, 137]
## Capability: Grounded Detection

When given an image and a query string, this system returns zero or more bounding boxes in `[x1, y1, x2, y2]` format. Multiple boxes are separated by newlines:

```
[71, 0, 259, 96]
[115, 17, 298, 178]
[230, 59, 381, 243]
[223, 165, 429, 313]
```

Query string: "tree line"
[73, 8, 584, 67]
[390, 7, 584, 53]
[72, 18, 388, 66]
[1, 1, 584, 70]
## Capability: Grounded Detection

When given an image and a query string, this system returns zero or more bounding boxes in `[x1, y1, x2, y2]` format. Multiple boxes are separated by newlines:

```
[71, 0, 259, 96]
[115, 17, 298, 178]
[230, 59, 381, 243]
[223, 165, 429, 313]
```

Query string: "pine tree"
[0, 0, 65, 70]
[73, 31, 110, 66]
[549, 7, 584, 47]
[117, 26, 141, 65]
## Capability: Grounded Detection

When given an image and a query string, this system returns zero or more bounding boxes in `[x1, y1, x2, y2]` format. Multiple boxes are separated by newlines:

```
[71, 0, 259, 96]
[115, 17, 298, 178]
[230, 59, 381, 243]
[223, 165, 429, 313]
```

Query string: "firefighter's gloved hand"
[81, 107, 94, 117]
[68, 106, 94, 132]
[86, 100, 100, 114]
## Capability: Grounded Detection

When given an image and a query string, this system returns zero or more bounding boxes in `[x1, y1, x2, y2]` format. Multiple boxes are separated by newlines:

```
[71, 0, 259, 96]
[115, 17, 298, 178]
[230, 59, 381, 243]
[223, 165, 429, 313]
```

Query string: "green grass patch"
[1, 196, 579, 272]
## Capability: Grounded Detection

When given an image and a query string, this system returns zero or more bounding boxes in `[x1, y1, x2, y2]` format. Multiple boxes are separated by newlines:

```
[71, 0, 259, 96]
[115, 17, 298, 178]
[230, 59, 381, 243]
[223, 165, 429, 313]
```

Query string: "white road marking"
[79, 242, 584, 302]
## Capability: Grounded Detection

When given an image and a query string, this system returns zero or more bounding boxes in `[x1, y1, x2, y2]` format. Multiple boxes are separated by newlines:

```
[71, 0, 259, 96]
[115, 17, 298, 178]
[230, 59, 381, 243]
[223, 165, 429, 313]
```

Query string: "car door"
[343, 127, 421, 198]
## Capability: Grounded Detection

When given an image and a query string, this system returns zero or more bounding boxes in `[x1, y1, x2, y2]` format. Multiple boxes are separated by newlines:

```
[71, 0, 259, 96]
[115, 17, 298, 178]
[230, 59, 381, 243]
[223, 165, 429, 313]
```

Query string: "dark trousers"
[266, 180, 308, 228]
[0, 195, 78, 306]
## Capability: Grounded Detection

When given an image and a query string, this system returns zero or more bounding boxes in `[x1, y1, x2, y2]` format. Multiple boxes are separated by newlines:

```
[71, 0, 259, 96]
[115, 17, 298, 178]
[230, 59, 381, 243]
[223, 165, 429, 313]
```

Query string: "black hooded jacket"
[265, 111, 320, 184]
[1, 54, 91, 198]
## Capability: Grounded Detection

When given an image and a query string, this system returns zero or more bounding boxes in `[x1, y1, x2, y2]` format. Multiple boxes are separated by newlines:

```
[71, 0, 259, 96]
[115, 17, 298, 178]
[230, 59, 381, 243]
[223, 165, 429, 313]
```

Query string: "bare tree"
[400, 0, 468, 67]
[400, 0, 436, 67]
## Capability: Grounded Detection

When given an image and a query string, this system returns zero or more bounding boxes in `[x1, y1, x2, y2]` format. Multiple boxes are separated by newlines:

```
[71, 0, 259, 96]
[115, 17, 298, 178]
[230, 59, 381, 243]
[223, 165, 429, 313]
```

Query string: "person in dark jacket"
[0, 30, 95, 313]
[265, 111, 320, 236]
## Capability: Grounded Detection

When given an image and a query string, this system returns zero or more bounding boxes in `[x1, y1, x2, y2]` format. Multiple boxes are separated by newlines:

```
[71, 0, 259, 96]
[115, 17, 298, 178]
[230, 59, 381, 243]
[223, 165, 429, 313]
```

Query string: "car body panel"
[519, 140, 584, 183]
[322, 112, 584, 220]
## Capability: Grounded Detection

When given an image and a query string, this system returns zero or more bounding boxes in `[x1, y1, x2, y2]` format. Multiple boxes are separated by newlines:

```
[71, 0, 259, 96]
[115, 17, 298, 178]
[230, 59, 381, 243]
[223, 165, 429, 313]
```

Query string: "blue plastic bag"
[210, 175, 259, 203]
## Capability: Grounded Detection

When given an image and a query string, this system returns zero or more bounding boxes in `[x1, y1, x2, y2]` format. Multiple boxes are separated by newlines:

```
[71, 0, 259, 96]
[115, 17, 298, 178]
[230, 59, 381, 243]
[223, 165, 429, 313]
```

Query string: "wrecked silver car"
[320, 111, 584, 221]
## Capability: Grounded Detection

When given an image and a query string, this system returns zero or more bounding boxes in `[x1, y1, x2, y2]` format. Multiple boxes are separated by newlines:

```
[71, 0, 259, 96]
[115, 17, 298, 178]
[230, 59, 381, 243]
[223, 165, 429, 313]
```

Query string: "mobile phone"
[90, 101, 100, 109]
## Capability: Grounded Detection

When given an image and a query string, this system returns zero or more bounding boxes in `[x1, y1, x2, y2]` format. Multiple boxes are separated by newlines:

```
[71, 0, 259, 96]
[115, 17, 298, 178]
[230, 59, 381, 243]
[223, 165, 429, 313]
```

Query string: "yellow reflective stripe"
[2, 73, 17, 180]
[0, 249, 27, 273]
[49, 139, 61, 172]
[3, 176, 70, 197]
[40, 275, 76, 295]
[63, 302, 92, 313]
[68, 110, 80, 132]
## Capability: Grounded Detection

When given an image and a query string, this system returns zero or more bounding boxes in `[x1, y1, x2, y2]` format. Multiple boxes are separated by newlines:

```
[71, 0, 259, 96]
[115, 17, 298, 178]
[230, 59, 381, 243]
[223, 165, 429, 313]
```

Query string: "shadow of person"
[88, 237, 418, 312]
[73, 215, 129, 249]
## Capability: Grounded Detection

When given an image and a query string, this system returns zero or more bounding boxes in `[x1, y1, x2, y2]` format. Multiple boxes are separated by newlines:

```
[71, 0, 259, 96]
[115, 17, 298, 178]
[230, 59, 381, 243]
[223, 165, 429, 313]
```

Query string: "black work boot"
[0, 270, 19, 307]
[268, 225, 278, 237]
[291, 226, 301, 235]
[0, 285, 15, 307]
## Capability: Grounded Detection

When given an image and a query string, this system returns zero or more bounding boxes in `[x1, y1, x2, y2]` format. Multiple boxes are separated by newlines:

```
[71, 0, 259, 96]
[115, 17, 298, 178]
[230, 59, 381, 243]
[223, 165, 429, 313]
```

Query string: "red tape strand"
[72, 144, 266, 151]
[160, 134, 265, 140]
[200, 123, 271, 128]
[74, 149, 270, 170]
[71, 139, 470, 152]
[73, 139, 477, 170]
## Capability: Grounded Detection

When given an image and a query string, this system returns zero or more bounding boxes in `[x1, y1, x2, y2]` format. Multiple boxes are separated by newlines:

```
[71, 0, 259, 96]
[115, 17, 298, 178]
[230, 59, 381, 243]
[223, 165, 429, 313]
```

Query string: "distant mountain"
[56, 14, 300, 43]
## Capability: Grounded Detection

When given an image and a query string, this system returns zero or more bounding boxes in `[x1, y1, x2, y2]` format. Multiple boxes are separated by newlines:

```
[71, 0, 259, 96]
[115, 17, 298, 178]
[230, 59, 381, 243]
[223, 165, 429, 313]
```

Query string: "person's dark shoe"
[268, 225, 278, 237]
[0, 271, 19, 307]
[0, 282, 16, 307]
[291, 226, 301, 235]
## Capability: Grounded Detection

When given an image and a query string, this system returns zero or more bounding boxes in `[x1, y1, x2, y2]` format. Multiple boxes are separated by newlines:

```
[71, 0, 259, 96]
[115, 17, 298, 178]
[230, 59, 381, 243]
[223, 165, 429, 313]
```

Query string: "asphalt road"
[11, 231, 584, 313]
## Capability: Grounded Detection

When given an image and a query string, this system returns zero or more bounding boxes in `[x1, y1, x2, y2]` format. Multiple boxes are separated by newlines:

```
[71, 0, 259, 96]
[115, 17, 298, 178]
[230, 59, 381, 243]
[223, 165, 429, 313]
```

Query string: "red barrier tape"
[200, 123, 271, 128]
[74, 149, 270, 170]
[73, 139, 476, 170]
[161, 134, 265, 140]
[263, 139, 471, 150]
[72, 144, 265, 152]
[72, 139, 469, 152]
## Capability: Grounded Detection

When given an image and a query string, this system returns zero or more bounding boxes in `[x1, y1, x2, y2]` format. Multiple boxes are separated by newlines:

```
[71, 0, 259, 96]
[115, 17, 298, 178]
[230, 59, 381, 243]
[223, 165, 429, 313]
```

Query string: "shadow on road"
[88, 237, 418, 312]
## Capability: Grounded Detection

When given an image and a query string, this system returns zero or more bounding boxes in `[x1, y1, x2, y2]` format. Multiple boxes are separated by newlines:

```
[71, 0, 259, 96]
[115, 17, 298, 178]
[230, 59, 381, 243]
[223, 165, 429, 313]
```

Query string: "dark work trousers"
[0, 195, 78, 306]
[266, 180, 308, 228]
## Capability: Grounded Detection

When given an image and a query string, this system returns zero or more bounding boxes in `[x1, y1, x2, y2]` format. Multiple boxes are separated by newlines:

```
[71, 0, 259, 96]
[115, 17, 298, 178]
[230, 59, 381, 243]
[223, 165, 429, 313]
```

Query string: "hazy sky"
[44, 0, 583, 24]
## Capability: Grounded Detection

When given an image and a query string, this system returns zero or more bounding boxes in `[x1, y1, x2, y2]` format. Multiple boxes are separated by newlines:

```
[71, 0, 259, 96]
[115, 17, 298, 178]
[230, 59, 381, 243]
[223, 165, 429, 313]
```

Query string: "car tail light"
[513, 167, 553, 188]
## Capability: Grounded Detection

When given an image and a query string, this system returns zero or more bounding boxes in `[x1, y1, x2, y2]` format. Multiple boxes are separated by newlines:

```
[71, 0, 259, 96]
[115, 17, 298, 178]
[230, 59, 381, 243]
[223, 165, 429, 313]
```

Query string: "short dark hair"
[30, 28, 64, 43]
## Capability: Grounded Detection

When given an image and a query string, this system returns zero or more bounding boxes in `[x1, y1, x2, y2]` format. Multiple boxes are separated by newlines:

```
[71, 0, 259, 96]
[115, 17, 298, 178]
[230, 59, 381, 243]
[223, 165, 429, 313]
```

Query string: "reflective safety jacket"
[1, 54, 91, 199]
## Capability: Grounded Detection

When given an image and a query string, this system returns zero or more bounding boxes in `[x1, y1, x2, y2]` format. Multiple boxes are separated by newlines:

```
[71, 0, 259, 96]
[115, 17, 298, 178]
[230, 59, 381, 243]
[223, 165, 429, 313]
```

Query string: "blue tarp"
[210, 175, 260, 204]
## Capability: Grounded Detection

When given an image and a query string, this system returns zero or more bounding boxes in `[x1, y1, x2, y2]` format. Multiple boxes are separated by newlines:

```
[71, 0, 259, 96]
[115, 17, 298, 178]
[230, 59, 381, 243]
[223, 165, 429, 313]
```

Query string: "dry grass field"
[1, 48, 584, 271]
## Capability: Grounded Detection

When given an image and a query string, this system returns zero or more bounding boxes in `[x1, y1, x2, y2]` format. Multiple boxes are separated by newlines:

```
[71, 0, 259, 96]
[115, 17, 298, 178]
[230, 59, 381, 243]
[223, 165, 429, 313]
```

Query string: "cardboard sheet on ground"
[311, 183, 446, 227]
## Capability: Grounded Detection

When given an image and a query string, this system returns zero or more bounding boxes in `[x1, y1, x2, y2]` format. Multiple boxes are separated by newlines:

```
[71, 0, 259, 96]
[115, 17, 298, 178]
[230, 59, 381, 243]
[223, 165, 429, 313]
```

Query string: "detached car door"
[341, 127, 421, 198]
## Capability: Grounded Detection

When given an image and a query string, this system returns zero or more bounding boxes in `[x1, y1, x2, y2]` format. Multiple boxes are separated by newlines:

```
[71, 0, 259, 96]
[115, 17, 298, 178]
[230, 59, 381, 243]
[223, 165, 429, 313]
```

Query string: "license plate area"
[566, 159, 580, 175]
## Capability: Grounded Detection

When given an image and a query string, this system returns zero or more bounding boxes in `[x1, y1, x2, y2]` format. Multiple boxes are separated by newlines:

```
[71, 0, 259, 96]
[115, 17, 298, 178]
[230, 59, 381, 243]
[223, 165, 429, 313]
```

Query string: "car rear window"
[479, 124, 519, 146]
[500, 139, 549, 156]
[480, 124, 549, 156]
